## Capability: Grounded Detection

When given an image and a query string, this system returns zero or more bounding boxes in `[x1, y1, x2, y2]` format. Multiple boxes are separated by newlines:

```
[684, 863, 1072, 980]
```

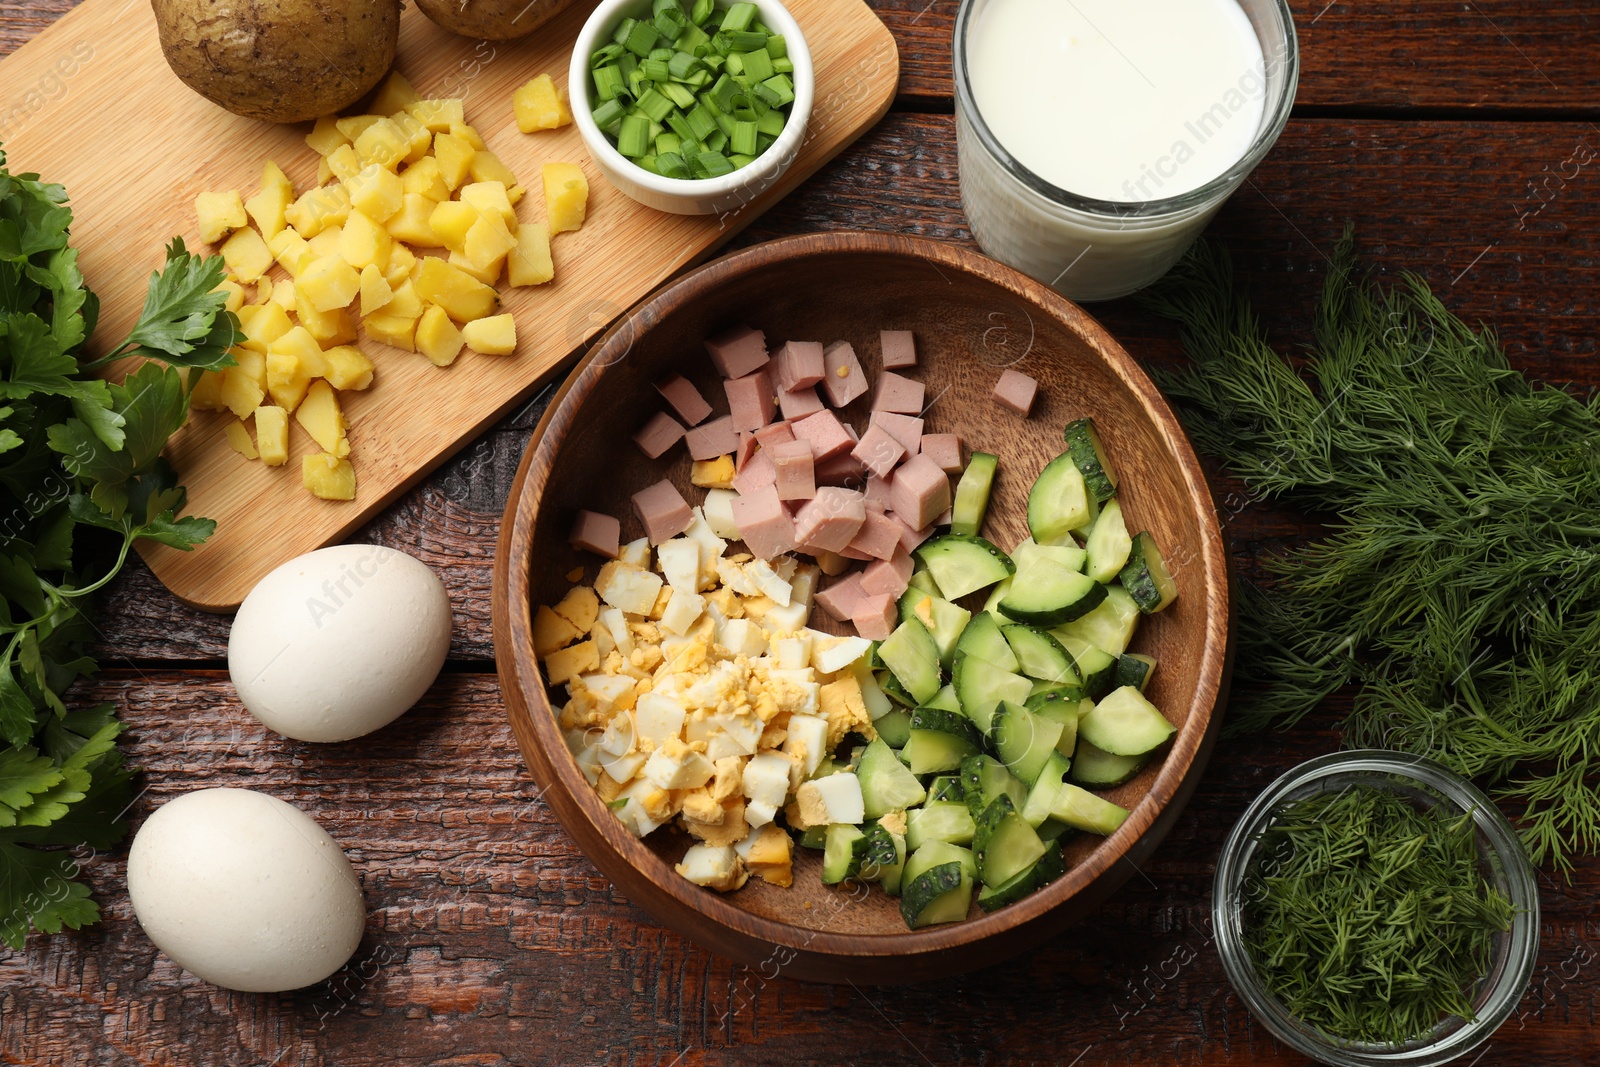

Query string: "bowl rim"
[568, 0, 817, 199]
[492, 231, 1232, 965]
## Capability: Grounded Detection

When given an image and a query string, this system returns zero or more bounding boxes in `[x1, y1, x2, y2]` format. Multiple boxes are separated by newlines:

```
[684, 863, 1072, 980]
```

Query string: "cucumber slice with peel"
[1027, 452, 1095, 546]
[1049, 783, 1130, 836]
[906, 800, 978, 850]
[956, 611, 1019, 672]
[915, 534, 1015, 600]
[1115, 653, 1157, 693]
[821, 823, 868, 884]
[1077, 685, 1176, 756]
[904, 707, 983, 774]
[951, 451, 998, 537]
[1001, 624, 1080, 685]
[1053, 585, 1141, 657]
[1062, 418, 1119, 503]
[998, 558, 1107, 626]
[952, 654, 1031, 732]
[877, 618, 943, 705]
[977, 844, 1066, 912]
[1084, 498, 1133, 582]
[899, 857, 971, 929]
[989, 702, 1065, 786]
[1120, 531, 1178, 614]
[857, 738, 928, 818]
[973, 794, 1048, 887]
[1070, 738, 1151, 788]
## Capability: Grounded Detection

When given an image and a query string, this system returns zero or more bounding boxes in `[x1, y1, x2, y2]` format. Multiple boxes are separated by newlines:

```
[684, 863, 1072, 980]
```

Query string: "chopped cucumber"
[989, 702, 1065, 786]
[1020, 751, 1071, 828]
[960, 754, 1028, 820]
[904, 707, 984, 774]
[1084, 498, 1133, 582]
[1027, 452, 1096, 545]
[973, 794, 1047, 887]
[1062, 418, 1118, 503]
[858, 738, 928, 818]
[997, 557, 1107, 626]
[1051, 634, 1118, 698]
[1027, 691, 1083, 757]
[878, 669, 916, 708]
[878, 618, 943, 704]
[876, 825, 909, 895]
[859, 820, 901, 883]
[982, 577, 1011, 615]
[1077, 685, 1176, 756]
[1070, 738, 1151, 788]
[955, 611, 1019, 672]
[1011, 536, 1087, 575]
[977, 844, 1066, 912]
[1001, 625, 1080, 686]
[821, 823, 868, 884]
[926, 683, 963, 714]
[915, 534, 1015, 600]
[900, 844, 974, 929]
[798, 825, 827, 850]
[952, 654, 1031, 732]
[1115, 653, 1157, 692]
[1053, 585, 1141, 656]
[906, 799, 978, 850]
[1049, 783, 1130, 836]
[927, 774, 965, 803]
[907, 568, 941, 598]
[873, 707, 912, 747]
[897, 590, 972, 670]
[1120, 531, 1179, 614]
[951, 451, 998, 537]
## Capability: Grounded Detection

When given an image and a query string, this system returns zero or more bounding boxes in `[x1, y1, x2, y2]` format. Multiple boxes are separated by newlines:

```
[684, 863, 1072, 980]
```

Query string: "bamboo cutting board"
[0, 0, 897, 611]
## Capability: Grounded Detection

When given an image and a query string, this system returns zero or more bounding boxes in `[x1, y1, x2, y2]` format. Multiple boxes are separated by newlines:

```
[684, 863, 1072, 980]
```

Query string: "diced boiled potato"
[269, 230, 315, 276]
[190, 369, 227, 411]
[369, 70, 419, 116]
[338, 210, 392, 271]
[219, 226, 272, 283]
[335, 114, 384, 142]
[507, 184, 526, 206]
[468, 150, 518, 188]
[513, 74, 572, 132]
[384, 243, 418, 288]
[507, 222, 553, 287]
[345, 164, 404, 222]
[447, 249, 501, 286]
[271, 277, 297, 313]
[214, 279, 246, 313]
[389, 110, 433, 164]
[265, 349, 311, 411]
[432, 132, 475, 190]
[295, 380, 349, 457]
[254, 279, 274, 304]
[306, 224, 344, 260]
[243, 161, 294, 240]
[299, 303, 357, 345]
[427, 200, 477, 253]
[322, 345, 375, 390]
[317, 157, 334, 185]
[220, 365, 265, 419]
[224, 419, 257, 459]
[296, 254, 362, 313]
[532, 604, 580, 657]
[407, 98, 465, 132]
[415, 304, 464, 367]
[385, 279, 424, 320]
[385, 193, 443, 247]
[271, 325, 326, 375]
[302, 452, 356, 500]
[236, 301, 293, 352]
[284, 184, 351, 237]
[542, 162, 588, 235]
[254, 405, 288, 466]
[462, 313, 516, 355]
[400, 156, 449, 202]
[358, 263, 394, 316]
[355, 118, 409, 170]
[463, 211, 515, 272]
[414, 257, 497, 321]
[364, 311, 417, 351]
[306, 116, 350, 156]
[325, 143, 363, 184]
[459, 181, 516, 230]
[449, 122, 487, 151]
[196, 190, 248, 244]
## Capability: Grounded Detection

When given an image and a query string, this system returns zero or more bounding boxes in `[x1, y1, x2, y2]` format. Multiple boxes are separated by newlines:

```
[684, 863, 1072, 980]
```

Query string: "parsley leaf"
[0, 842, 98, 950]
[119, 238, 238, 369]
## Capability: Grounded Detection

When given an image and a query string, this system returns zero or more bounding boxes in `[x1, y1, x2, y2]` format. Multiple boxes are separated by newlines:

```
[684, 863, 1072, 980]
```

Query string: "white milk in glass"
[955, 0, 1295, 300]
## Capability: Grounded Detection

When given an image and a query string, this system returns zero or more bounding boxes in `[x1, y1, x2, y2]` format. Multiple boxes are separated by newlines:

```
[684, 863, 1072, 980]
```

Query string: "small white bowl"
[569, 0, 814, 216]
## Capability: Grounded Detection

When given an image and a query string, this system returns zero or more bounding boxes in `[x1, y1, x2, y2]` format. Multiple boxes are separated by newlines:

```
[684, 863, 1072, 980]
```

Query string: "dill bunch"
[1143, 227, 1600, 871]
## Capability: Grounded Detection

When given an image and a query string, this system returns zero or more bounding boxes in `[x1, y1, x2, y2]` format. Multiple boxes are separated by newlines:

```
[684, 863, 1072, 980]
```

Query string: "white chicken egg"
[126, 788, 366, 992]
[229, 544, 451, 742]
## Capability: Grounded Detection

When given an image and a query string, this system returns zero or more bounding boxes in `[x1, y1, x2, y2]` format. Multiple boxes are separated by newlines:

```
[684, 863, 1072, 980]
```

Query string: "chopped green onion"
[738, 48, 774, 82]
[725, 53, 745, 77]
[612, 16, 638, 46]
[730, 119, 758, 156]
[766, 34, 787, 59]
[654, 9, 687, 39]
[591, 97, 626, 133]
[642, 58, 671, 81]
[752, 81, 783, 108]
[636, 88, 675, 122]
[591, 43, 626, 66]
[668, 50, 705, 80]
[624, 20, 661, 57]
[617, 113, 652, 157]
[693, 151, 736, 178]
[721, 2, 757, 31]
[592, 64, 627, 101]
[772, 56, 793, 74]
[691, 0, 715, 25]
[656, 131, 683, 155]
[718, 29, 768, 52]
[727, 153, 756, 168]
[685, 104, 718, 140]
[662, 81, 698, 109]
[674, 24, 710, 53]
[656, 152, 691, 179]
[755, 107, 785, 137]
[709, 73, 739, 112]
[704, 129, 729, 154]
[665, 111, 697, 142]
[712, 108, 736, 136]
[635, 154, 661, 174]
[616, 52, 639, 79]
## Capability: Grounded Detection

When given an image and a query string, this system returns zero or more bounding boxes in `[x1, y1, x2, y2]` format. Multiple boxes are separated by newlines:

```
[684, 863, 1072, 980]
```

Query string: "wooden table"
[5, 3, 1599, 1064]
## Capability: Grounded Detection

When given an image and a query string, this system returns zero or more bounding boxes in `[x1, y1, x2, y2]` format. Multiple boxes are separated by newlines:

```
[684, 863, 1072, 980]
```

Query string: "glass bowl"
[1212, 750, 1540, 1066]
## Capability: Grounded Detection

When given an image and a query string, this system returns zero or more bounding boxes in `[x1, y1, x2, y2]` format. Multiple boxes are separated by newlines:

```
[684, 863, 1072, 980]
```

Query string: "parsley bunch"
[0, 150, 237, 948]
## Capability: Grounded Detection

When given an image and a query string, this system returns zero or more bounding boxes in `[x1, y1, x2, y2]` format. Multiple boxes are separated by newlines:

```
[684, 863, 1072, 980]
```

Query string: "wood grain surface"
[6, 1, 1600, 1065]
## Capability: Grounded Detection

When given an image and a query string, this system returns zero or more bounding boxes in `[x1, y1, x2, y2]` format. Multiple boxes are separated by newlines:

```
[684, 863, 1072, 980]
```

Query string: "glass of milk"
[954, 0, 1298, 302]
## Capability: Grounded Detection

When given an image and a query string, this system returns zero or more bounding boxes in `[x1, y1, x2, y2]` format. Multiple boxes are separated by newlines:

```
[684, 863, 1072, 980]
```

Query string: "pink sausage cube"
[732, 484, 797, 560]
[734, 431, 760, 472]
[633, 411, 685, 459]
[815, 450, 867, 487]
[897, 517, 936, 554]
[851, 422, 907, 479]
[864, 473, 894, 512]
[654, 374, 713, 426]
[838, 544, 875, 562]
[778, 383, 826, 421]
[704, 323, 770, 379]
[632, 480, 693, 544]
[845, 508, 904, 561]
[852, 592, 899, 641]
[821, 340, 869, 407]
[993, 369, 1038, 417]
[920, 432, 964, 474]
[732, 450, 778, 496]
[725, 368, 776, 432]
[872, 371, 925, 415]
[861, 547, 914, 598]
[774, 340, 825, 392]
[770, 439, 816, 502]
[568, 510, 620, 559]
[814, 573, 866, 623]
[889, 453, 952, 531]
[793, 486, 867, 553]
[791, 409, 855, 461]
[685, 414, 739, 461]
[754, 420, 796, 451]
[869, 411, 924, 454]
[880, 330, 917, 370]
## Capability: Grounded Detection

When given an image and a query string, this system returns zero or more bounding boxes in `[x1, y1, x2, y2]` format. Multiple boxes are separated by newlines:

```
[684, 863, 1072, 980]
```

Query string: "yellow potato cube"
[389, 110, 433, 164]
[386, 193, 444, 247]
[364, 311, 417, 351]
[197, 190, 248, 244]
[400, 157, 449, 202]
[415, 304, 464, 367]
[385, 279, 424, 320]
[345, 164, 404, 222]
[325, 143, 363, 184]
[507, 222, 554, 287]
[269, 325, 327, 377]
[220, 365, 265, 419]
[322, 345, 375, 390]
[190, 369, 227, 411]
[464, 211, 516, 271]
[302, 452, 356, 500]
[407, 98, 465, 132]
[244, 161, 294, 240]
[359, 263, 394, 317]
[255, 405, 289, 466]
[339, 210, 393, 271]
[448, 249, 501, 286]
[284, 184, 351, 238]
[306, 224, 344, 260]
[214, 278, 246, 313]
[355, 118, 409, 170]
[370, 70, 419, 116]
[233, 348, 267, 386]
[513, 74, 572, 132]
[219, 226, 272, 283]
[432, 132, 475, 191]
[269, 230, 315, 276]
[265, 349, 311, 412]
[469, 150, 518, 188]
[299, 303, 358, 346]
[462, 313, 517, 355]
[414, 257, 498, 322]
[236, 302, 293, 352]
[296, 254, 362, 313]
[384, 243, 418, 289]
[271, 277, 297, 313]
[306, 116, 351, 156]
[428, 200, 477, 253]
[459, 181, 517, 230]
[450, 122, 487, 151]
[295, 380, 349, 457]
[255, 279, 275, 304]
[224, 419, 258, 460]
[335, 114, 383, 142]
[542, 163, 589, 235]
[507, 184, 526, 207]
[317, 157, 335, 186]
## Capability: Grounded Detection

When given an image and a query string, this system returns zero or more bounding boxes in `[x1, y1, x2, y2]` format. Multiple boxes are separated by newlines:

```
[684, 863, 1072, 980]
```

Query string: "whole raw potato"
[151, 0, 401, 123]
[415, 0, 577, 40]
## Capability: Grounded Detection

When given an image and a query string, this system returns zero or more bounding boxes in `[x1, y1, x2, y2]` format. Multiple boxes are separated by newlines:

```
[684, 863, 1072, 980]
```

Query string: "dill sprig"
[1241, 786, 1515, 1046]
[1143, 227, 1600, 872]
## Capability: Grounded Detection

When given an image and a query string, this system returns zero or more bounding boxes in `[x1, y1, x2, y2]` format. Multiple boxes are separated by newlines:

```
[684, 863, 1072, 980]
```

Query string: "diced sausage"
[844, 508, 903, 561]
[774, 340, 825, 392]
[791, 410, 855, 460]
[820, 341, 869, 407]
[793, 486, 867, 553]
[754, 421, 796, 451]
[993, 368, 1038, 417]
[850, 422, 906, 479]
[852, 592, 899, 641]
[568, 510, 620, 559]
[815, 450, 867, 487]
[632, 480, 693, 544]
[864, 473, 894, 512]
[813, 573, 866, 623]
[770, 439, 816, 502]
[872, 371, 925, 415]
[632, 411, 686, 459]
[880, 330, 917, 370]
[732, 450, 778, 496]
[685, 414, 739, 460]
[778, 383, 825, 421]
[732, 484, 797, 560]
[704, 323, 770, 379]
[861, 547, 914, 598]
[889, 453, 951, 531]
[869, 411, 924, 454]
[919, 432, 963, 473]
[896, 517, 936, 554]
[725, 368, 776, 431]
[734, 430, 760, 472]
[654, 374, 713, 426]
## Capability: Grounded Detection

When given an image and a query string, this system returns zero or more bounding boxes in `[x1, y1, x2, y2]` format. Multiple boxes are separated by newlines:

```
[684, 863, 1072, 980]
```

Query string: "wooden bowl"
[492, 232, 1231, 984]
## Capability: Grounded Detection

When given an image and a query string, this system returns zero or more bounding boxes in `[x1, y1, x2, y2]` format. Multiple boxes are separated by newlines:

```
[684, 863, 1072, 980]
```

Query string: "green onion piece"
[592, 64, 627, 101]
[730, 119, 758, 156]
[696, 151, 736, 177]
[752, 19, 770, 33]
[708, 73, 739, 112]
[752, 81, 783, 108]
[755, 107, 785, 137]
[617, 114, 652, 157]
[635, 88, 673, 122]
[702, 52, 725, 73]
[704, 129, 729, 154]
[642, 59, 672, 83]
[722, 2, 757, 31]
[655, 131, 683, 155]
[674, 24, 710, 53]
[655, 9, 687, 39]
[617, 51, 639, 79]
[611, 16, 638, 46]
[712, 108, 736, 136]
[761, 73, 793, 105]
[668, 50, 704, 80]
[656, 152, 691, 179]
[591, 43, 626, 66]
[653, 0, 684, 16]
[765, 34, 787, 59]
[738, 48, 774, 82]
[649, 46, 675, 61]
[662, 82, 698, 108]
[727, 153, 756, 168]
[756, 132, 775, 152]
[691, 0, 715, 25]
[724, 53, 745, 77]
[665, 112, 696, 142]
[591, 98, 627, 133]
[772, 56, 793, 74]
[718, 29, 768, 52]
[685, 104, 718, 140]
[624, 20, 661, 57]
[627, 67, 649, 98]
[635, 154, 662, 175]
